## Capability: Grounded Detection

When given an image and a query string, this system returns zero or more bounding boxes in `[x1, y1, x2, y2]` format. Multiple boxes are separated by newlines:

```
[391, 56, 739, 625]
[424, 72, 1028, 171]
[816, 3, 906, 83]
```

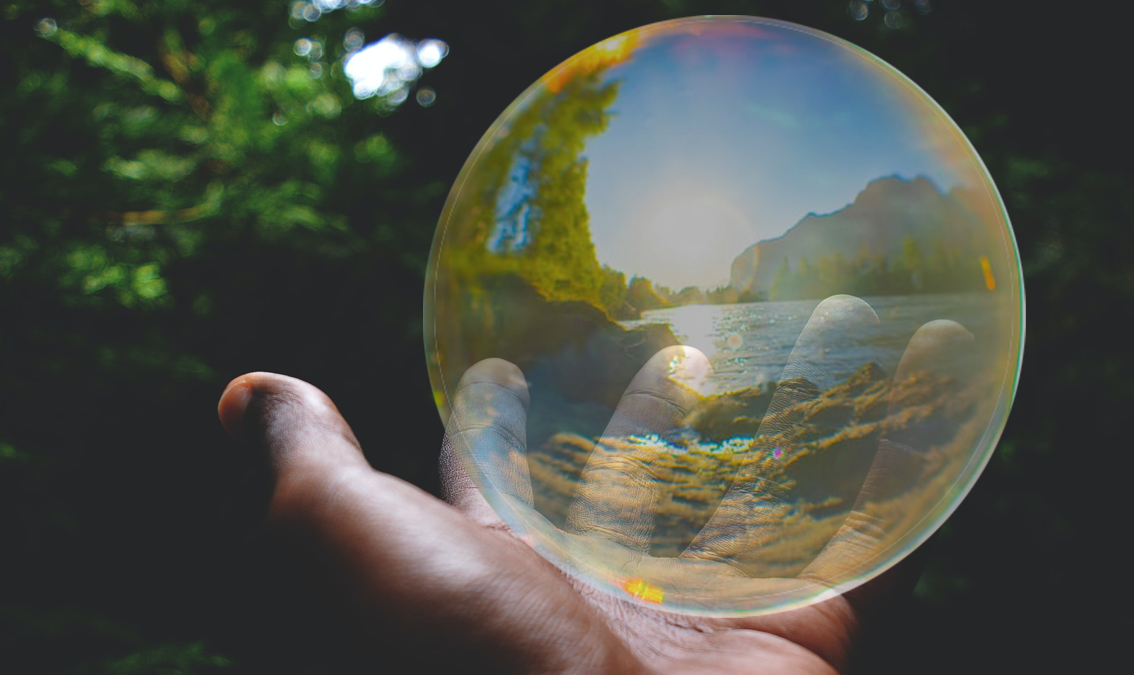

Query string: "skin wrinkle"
[618, 389, 693, 418]
[799, 597, 858, 669]
[284, 471, 592, 674]
[574, 579, 842, 674]
[574, 521, 651, 548]
[266, 457, 367, 522]
[457, 554, 579, 673]
[578, 455, 662, 484]
[455, 373, 531, 408]
[571, 582, 696, 663]
[440, 435, 519, 534]
[517, 573, 645, 675]
[450, 423, 527, 457]
[451, 385, 526, 422]
[246, 387, 363, 477]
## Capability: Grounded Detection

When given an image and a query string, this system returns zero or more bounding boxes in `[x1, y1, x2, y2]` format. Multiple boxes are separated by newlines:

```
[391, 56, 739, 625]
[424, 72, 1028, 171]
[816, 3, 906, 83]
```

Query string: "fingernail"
[218, 378, 254, 441]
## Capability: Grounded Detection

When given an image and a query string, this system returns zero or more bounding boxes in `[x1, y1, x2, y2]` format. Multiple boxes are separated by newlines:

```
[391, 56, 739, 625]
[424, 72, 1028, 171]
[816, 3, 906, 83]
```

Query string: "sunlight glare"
[635, 193, 753, 289]
[344, 35, 447, 105]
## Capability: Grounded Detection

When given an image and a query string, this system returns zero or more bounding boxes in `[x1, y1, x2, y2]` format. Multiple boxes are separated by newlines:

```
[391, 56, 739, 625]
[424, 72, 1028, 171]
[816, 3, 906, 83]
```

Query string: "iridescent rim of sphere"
[424, 15, 1024, 616]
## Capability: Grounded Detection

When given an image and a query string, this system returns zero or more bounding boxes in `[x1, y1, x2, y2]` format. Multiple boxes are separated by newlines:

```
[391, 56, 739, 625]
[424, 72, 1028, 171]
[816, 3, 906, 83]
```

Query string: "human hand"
[218, 295, 972, 674]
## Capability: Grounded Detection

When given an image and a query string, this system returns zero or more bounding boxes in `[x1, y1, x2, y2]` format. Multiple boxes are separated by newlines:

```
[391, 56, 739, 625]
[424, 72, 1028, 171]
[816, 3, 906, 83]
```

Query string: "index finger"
[682, 294, 881, 572]
[799, 319, 975, 585]
[565, 345, 711, 553]
[444, 358, 534, 522]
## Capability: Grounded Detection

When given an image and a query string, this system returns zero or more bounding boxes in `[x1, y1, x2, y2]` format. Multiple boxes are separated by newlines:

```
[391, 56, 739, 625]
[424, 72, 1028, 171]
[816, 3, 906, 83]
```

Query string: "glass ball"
[424, 16, 1023, 615]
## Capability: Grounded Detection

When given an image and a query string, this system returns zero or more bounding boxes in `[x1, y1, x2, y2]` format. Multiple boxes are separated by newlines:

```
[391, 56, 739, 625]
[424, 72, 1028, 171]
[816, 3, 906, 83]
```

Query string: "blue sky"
[581, 22, 972, 289]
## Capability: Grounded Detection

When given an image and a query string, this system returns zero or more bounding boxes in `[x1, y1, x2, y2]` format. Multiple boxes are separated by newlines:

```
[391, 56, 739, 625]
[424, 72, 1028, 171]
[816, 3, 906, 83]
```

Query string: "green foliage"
[88, 642, 231, 675]
[1, 1, 436, 671]
[441, 68, 620, 317]
[598, 265, 631, 318]
[770, 256, 793, 301]
[765, 234, 985, 301]
[0, 604, 231, 674]
[0, 0, 435, 355]
[625, 276, 668, 314]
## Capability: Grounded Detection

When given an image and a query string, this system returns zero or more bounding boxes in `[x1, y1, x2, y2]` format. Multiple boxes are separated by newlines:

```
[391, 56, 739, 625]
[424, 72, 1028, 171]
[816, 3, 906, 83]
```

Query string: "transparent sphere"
[425, 16, 1023, 615]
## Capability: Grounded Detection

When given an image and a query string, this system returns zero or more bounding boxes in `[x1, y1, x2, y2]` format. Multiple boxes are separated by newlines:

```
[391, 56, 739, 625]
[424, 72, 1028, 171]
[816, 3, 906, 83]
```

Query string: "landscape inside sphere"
[424, 16, 1023, 615]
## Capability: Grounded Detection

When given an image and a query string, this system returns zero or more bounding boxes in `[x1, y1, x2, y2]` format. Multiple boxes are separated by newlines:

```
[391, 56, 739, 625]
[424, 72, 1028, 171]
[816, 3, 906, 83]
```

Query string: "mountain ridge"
[728, 174, 986, 297]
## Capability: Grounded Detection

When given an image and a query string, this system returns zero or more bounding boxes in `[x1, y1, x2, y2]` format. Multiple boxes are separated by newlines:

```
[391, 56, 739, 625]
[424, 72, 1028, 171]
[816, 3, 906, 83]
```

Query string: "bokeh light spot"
[417, 39, 449, 68]
[416, 87, 437, 107]
[35, 17, 57, 38]
[344, 34, 446, 107]
[344, 28, 365, 52]
[885, 10, 908, 29]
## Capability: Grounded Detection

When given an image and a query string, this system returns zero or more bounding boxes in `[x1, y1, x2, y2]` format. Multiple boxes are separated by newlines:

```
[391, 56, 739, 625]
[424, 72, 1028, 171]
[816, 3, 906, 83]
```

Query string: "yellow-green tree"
[448, 69, 620, 309]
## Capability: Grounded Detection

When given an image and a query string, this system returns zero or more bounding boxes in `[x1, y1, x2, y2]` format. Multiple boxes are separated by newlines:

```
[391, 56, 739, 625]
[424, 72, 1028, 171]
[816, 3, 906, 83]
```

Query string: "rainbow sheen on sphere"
[425, 16, 1023, 615]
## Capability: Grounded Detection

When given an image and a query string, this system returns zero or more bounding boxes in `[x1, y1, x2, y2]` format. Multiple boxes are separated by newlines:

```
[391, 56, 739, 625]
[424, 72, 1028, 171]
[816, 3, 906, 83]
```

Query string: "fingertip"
[672, 344, 712, 376]
[654, 344, 710, 366]
[637, 344, 713, 396]
[218, 375, 255, 441]
[898, 320, 976, 376]
[218, 370, 366, 487]
[908, 319, 975, 350]
[457, 358, 530, 408]
[813, 294, 880, 326]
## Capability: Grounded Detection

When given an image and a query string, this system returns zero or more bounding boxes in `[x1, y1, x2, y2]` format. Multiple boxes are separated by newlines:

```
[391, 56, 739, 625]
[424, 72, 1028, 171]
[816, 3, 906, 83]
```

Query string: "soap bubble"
[425, 16, 1023, 615]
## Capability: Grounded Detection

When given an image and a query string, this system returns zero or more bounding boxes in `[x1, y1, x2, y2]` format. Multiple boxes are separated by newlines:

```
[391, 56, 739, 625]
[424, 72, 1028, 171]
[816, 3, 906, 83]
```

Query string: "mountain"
[728, 175, 989, 297]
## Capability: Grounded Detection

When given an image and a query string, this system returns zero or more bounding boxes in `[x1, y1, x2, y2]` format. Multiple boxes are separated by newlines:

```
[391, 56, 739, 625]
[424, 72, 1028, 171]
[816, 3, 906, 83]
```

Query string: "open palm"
[219, 295, 970, 673]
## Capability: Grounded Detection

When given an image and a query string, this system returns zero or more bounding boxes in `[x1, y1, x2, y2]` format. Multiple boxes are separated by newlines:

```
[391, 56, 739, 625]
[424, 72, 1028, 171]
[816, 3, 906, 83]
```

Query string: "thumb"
[218, 372, 369, 487]
[216, 372, 501, 664]
[216, 372, 639, 674]
[216, 371, 451, 570]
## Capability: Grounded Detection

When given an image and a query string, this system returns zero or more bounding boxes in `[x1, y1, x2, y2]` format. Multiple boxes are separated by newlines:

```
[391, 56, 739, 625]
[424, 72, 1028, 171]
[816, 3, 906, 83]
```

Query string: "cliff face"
[729, 175, 986, 296]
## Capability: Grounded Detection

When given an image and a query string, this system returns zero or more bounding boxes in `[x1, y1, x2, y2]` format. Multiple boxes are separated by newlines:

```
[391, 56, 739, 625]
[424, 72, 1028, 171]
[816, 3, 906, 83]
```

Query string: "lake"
[618, 293, 1007, 395]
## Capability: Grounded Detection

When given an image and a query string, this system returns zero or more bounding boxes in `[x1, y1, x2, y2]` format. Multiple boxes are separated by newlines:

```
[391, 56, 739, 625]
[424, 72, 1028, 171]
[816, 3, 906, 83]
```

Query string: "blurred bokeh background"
[0, 1, 1125, 672]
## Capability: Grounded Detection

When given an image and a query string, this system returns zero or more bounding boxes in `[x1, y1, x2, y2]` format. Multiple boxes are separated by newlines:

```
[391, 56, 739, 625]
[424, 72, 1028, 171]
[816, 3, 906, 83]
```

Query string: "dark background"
[1, 1, 1126, 672]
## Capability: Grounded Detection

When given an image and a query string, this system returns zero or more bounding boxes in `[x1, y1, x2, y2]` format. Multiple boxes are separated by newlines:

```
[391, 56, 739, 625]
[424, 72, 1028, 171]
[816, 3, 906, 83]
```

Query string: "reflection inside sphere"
[425, 16, 1023, 615]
